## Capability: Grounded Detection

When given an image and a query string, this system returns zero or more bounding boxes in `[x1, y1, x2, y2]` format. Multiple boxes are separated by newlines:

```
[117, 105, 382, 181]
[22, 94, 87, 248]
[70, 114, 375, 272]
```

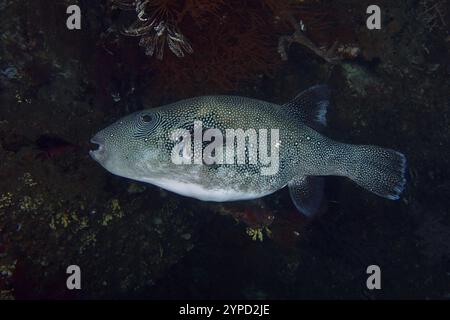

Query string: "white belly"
[138, 177, 271, 202]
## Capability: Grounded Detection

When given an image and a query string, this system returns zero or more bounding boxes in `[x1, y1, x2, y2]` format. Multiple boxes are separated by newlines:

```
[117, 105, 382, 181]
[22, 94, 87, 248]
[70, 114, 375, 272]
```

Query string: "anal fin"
[288, 176, 324, 217]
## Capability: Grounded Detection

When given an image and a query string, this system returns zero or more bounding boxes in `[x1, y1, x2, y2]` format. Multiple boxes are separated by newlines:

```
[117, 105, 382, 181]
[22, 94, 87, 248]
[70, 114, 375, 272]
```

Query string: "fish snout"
[89, 134, 106, 162]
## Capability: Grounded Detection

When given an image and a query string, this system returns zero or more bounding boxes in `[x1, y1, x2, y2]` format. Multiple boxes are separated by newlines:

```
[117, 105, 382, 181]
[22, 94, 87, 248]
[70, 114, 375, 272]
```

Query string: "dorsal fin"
[282, 85, 330, 131]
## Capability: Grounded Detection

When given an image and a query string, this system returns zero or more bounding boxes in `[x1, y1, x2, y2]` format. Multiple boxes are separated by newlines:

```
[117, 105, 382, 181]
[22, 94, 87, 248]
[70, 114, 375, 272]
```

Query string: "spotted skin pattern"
[90, 86, 407, 215]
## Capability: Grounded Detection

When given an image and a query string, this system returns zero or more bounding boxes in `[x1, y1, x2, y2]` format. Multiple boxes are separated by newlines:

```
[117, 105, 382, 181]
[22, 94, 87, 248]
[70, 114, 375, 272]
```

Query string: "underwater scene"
[0, 0, 449, 300]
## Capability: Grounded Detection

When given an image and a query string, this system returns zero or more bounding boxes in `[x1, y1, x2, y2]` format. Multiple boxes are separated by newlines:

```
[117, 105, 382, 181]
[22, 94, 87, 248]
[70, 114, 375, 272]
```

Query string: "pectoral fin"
[288, 176, 324, 217]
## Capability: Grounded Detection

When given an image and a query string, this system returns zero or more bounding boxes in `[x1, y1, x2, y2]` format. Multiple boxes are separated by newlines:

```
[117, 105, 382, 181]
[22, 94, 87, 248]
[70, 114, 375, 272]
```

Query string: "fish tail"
[339, 145, 407, 200]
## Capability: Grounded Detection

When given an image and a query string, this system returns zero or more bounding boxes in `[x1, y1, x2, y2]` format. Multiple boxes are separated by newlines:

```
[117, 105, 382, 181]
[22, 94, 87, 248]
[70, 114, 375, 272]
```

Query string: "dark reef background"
[0, 0, 449, 299]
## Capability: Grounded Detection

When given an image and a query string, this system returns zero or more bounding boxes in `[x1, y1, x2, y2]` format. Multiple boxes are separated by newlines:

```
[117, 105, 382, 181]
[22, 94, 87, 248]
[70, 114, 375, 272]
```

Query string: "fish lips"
[89, 135, 106, 163]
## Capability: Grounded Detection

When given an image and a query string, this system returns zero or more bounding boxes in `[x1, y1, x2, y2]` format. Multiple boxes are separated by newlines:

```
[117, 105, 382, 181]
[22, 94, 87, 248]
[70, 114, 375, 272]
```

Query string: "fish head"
[89, 109, 171, 180]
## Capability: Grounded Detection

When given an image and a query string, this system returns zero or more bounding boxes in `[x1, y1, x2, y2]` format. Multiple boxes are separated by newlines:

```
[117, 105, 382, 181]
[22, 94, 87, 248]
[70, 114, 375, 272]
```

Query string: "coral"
[246, 226, 272, 242]
[109, 0, 360, 95]
[340, 62, 382, 96]
[111, 0, 287, 95]
[0, 258, 16, 300]
[100, 199, 124, 226]
[219, 203, 275, 229]
[21, 173, 37, 187]
[0, 290, 14, 300]
[18, 195, 44, 212]
[0, 192, 13, 210]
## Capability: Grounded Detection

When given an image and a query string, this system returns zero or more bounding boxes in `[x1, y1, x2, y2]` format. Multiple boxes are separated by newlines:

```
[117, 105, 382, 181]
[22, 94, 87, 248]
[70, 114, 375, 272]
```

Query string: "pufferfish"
[90, 85, 406, 216]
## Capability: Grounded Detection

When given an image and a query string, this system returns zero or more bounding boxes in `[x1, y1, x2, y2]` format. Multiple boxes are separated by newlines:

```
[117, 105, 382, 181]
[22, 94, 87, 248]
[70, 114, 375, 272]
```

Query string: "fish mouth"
[89, 136, 106, 162]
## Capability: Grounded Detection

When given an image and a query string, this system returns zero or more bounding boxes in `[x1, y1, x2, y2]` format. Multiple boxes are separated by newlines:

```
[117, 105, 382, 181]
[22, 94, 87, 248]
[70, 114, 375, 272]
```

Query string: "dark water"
[0, 0, 449, 299]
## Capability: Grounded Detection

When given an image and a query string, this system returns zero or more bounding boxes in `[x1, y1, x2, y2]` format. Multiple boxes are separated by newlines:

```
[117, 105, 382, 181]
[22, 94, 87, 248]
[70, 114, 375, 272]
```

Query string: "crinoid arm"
[117, 0, 194, 60]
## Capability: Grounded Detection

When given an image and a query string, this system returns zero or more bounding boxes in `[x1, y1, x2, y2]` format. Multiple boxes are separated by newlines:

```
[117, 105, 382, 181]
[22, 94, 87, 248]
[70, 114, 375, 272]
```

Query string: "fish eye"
[141, 114, 152, 123]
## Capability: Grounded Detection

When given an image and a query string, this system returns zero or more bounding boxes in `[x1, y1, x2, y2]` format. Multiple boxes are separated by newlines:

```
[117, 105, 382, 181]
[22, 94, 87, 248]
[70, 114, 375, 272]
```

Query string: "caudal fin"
[342, 145, 407, 200]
